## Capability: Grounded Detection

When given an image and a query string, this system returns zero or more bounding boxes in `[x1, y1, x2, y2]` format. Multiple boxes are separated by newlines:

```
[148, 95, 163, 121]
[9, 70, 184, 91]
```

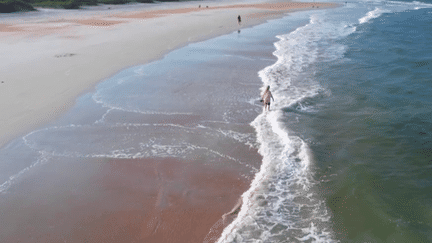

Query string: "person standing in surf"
[261, 85, 274, 111]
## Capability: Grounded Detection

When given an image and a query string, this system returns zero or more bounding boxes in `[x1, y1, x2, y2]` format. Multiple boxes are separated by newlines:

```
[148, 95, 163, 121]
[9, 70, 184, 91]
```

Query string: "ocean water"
[1, 0, 432, 242]
[218, 0, 432, 242]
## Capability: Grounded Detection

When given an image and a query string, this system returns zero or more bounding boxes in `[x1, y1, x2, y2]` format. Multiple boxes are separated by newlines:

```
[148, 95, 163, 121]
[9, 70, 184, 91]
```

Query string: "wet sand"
[0, 44, 269, 241]
[0, 1, 338, 242]
[0, 156, 257, 242]
[0, 155, 260, 243]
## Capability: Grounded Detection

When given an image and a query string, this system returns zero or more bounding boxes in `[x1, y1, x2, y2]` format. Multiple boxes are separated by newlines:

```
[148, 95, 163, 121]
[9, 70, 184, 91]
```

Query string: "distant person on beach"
[238, 15, 242, 25]
[261, 86, 274, 111]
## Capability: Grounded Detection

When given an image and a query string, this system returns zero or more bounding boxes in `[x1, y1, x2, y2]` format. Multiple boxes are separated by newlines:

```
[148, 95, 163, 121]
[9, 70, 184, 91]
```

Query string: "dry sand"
[0, 0, 336, 149]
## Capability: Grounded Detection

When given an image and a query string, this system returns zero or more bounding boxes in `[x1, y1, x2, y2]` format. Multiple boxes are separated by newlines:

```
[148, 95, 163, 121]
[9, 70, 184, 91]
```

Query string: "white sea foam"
[0, 118, 257, 194]
[218, 10, 359, 242]
[358, 0, 432, 25]
[92, 92, 193, 117]
[386, 0, 432, 8]
[0, 151, 50, 194]
[9, 120, 257, 191]
[359, 7, 391, 24]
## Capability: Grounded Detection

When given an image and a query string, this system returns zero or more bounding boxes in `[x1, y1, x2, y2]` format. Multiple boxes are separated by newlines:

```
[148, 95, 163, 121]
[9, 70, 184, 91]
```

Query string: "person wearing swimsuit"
[261, 85, 274, 111]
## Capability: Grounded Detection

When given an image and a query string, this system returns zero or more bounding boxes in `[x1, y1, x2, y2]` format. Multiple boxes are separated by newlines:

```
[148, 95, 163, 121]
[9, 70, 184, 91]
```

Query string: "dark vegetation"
[0, 0, 35, 13]
[0, 0, 189, 13]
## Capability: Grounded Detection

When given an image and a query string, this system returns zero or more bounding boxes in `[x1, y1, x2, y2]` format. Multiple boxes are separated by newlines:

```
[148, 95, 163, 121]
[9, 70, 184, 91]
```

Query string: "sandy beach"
[0, 156, 254, 242]
[0, 1, 337, 242]
[0, 0, 335, 149]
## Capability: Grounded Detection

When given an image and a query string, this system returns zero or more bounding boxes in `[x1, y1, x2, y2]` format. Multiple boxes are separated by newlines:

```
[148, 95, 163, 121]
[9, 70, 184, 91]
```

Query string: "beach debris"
[54, 53, 76, 58]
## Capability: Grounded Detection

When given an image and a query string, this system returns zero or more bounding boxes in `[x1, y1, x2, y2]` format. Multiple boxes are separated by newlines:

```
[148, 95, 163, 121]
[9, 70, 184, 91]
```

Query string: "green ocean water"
[290, 3, 432, 241]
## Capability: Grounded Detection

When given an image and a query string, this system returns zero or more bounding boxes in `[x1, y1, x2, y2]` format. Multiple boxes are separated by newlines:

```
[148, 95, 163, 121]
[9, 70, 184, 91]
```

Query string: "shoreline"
[0, 3, 341, 241]
[0, 1, 337, 149]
